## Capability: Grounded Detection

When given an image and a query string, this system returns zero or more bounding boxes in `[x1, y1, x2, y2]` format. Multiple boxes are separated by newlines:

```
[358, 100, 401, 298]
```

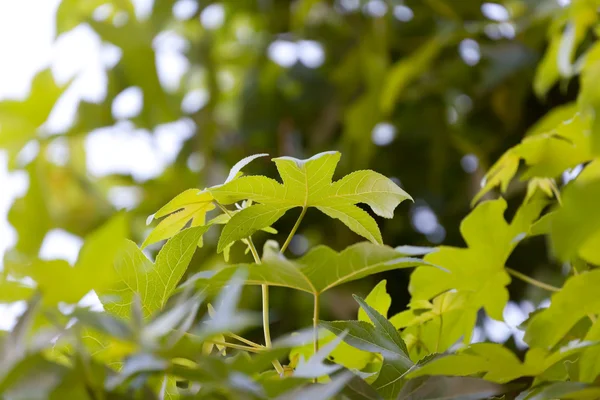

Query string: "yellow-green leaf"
[210, 151, 412, 252]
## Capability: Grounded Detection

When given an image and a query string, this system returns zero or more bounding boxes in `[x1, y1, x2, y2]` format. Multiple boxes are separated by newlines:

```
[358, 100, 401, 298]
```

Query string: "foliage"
[5, 0, 600, 399]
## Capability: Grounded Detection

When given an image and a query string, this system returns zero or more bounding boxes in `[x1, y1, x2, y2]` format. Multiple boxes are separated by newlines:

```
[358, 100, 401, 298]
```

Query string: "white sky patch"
[112, 86, 144, 120]
[85, 124, 164, 181]
[39, 229, 84, 265]
[200, 3, 225, 30]
[154, 31, 190, 92]
[268, 40, 298, 67]
[481, 3, 510, 22]
[459, 39, 481, 66]
[181, 89, 209, 113]
[371, 122, 397, 146]
[461, 154, 479, 173]
[411, 205, 438, 235]
[363, 0, 387, 17]
[154, 118, 196, 163]
[298, 40, 325, 68]
[173, 0, 198, 20]
[393, 5, 414, 22]
[108, 186, 143, 210]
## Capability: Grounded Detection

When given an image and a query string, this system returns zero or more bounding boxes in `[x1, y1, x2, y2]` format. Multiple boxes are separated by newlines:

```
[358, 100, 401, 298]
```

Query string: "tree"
[3, 0, 600, 398]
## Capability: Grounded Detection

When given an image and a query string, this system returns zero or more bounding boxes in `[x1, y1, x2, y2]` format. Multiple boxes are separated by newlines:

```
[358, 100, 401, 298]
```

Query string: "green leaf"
[398, 376, 510, 400]
[321, 296, 413, 399]
[0, 275, 33, 303]
[406, 342, 598, 384]
[549, 179, 600, 264]
[359, 280, 391, 322]
[293, 331, 345, 379]
[472, 152, 519, 205]
[580, 42, 600, 155]
[380, 36, 445, 115]
[100, 225, 208, 318]
[534, 3, 597, 97]
[143, 189, 215, 248]
[274, 371, 355, 400]
[524, 269, 600, 348]
[410, 198, 545, 332]
[12, 214, 128, 305]
[0, 69, 70, 164]
[473, 111, 592, 203]
[390, 292, 474, 360]
[210, 151, 412, 252]
[144, 154, 269, 248]
[196, 241, 432, 296]
[516, 382, 600, 400]
[7, 161, 52, 257]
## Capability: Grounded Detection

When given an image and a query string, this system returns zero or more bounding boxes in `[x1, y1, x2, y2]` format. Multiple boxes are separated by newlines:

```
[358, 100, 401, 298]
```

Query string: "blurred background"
[0, 0, 575, 350]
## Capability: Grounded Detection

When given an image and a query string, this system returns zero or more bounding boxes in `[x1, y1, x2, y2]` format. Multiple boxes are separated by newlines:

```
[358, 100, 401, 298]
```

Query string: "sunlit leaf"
[398, 376, 510, 400]
[210, 151, 412, 252]
[406, 341, 598, 384]
[194, 241, 431, 296]
[321, 296, 413, 399]
[525, 269, 600, 348]
[100, 225, 207, 318]
[142, 189, 215, 248]
[549, 179, 600, 264]
[410, 198, 545, 334]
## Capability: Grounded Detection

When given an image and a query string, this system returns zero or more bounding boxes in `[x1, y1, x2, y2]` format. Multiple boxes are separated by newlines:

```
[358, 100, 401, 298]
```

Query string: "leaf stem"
[262, 284, 273, 348]
[215, 202, 233, 216]
[280, 207, 307, 254]
[225, 333, 263, 348]
[506, 267, 560, 292]
[207, 339, 264, 353]
[313, 294, 319, 383]
[247, 236, 285, 375]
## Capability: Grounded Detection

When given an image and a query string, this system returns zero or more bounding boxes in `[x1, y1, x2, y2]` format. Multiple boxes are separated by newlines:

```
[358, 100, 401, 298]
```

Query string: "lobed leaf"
[210, 151, 412, 252]
[194, 241, 433, 296]
[100, 226, 208, 318]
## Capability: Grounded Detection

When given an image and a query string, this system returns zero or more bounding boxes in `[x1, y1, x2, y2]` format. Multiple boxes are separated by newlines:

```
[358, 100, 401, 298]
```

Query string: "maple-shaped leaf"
[142, 154, 269, 248]
[100, 225, 209, 318]
[391, 291, 475, 358]
[142, 189, 215, 248]
[406, 341, 599, 384]
[194, 240, 431, 297]
[209, 151, 412, 252]
[409, 198, 545, 340]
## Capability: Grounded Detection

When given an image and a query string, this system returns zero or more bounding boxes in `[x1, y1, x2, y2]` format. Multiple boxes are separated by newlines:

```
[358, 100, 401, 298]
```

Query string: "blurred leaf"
[516, 382, 600, 400]
[274, 371, 355, 400]
[293, 331, 345, 379]
[380, 37, 445, 115]
[15, 214, 128, 305]
[0, 69, 69, 164]
[406, 341, 598, 384]
[398, 376, 510, 400]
